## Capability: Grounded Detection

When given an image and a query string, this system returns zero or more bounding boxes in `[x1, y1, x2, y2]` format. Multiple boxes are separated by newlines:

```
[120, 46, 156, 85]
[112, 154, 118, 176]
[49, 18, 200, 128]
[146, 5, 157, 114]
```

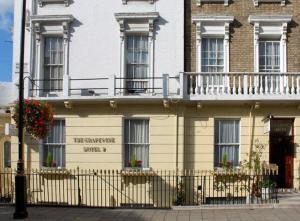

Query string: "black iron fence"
[0, 168, 278, 208]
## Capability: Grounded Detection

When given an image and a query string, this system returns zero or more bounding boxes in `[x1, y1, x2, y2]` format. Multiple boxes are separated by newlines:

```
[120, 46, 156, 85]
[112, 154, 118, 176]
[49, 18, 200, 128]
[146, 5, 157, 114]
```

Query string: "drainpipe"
[248, 104, 255, 168]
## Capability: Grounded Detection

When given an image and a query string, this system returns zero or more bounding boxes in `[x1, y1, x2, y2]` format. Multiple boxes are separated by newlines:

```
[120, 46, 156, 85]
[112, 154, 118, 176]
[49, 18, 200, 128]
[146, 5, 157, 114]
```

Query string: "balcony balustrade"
[185, 72, 300, 101]
[27, 72, 300, 101]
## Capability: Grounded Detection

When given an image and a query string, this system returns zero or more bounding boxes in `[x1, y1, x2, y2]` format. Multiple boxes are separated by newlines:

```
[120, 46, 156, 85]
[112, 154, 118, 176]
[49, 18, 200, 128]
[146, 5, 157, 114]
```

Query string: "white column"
[224, 22, 230, 73]
[108, 75, 116, 97]
[148, 19, 155, 94]
[196, 22, 202, 73]
[35, 39, 42, 97]
[253, 22, 260, 73]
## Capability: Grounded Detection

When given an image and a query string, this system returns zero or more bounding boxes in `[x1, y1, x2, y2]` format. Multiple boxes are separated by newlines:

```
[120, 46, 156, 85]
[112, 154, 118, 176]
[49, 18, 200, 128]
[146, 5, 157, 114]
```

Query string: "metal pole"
[14, 0, 28, 219]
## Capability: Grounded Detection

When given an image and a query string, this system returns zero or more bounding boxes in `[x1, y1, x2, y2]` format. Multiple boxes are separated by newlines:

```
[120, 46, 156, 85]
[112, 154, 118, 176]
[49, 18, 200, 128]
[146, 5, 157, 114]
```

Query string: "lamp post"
[14, 0, 28, 219]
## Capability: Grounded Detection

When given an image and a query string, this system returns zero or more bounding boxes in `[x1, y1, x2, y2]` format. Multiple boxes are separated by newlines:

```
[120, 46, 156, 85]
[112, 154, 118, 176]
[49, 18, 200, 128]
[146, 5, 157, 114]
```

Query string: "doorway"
[269, 119, 294, 188]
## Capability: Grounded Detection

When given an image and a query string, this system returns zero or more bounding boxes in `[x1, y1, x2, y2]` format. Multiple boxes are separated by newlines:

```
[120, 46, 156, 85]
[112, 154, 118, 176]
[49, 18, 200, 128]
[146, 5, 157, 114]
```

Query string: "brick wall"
[185, 0, 300, 72]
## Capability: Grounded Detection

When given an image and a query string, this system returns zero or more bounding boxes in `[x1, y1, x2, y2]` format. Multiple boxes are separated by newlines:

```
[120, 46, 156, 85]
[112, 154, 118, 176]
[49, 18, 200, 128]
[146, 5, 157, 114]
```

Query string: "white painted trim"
[31, 15, 74, 97]
[197, 0, 229, 6]
[248, 15, 292, 72]
[192, 16, 234, 73]
[38, 0, 70, 7]
[253, 0, 285, 7]
[192, 16, 234, 23]
[248, 15, 292, 24]
[122, 0, 154, 4]
[115, 12, 159, 95]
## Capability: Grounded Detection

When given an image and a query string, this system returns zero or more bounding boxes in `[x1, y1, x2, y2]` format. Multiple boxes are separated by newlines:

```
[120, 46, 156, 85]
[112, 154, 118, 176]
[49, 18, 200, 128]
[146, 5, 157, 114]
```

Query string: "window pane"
[126, 35, 149, 93]
[201, 38, 224, 73]
[124, 119, 149, 168]
[215, 120, 240, 167]
[43, 37, 64, 93]
[4, 142, 11, 168]
[259, 41, 280, 72]
[42, 120, 65, 167]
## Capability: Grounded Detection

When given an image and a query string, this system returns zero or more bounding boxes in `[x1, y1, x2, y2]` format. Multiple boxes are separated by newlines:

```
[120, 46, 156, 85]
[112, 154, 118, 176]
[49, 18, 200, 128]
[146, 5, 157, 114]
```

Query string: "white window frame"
[253, 0, 285, 7]
[115, 12, 159, 95]
[43, 36, 64, 94]
[38, 0, 70, 7]
[248, 15, 292, 73]
[197, 0, 229, 6]
[41, 119, 66, 169]
[214, 119, 241, 168]
[259, 40, 281, 73]
[192, 16, 234, 73]
[122, 0, 154, 4]
[31, 15, 74, 98]
[125, 35, 149, 94]
[123, 118, 150, 170]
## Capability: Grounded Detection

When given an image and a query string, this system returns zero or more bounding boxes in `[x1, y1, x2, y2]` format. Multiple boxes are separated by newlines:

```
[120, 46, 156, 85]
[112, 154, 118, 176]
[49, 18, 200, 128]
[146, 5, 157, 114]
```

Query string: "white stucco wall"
[13, 0, 184, 90]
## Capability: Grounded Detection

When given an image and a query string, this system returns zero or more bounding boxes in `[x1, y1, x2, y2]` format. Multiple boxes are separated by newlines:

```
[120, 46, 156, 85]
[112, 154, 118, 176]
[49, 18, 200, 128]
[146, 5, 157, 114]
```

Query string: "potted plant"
[258, 178, 276, 200]
[13, 99, 54, 139]
[127, 154, 143, 169]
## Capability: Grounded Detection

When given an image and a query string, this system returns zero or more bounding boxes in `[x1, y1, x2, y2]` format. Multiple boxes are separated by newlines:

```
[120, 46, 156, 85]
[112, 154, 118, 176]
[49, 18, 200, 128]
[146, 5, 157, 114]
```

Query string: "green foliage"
[46, 152, 53, 167]
[130, 154, 137, 168]
[240, 139, 265, 173]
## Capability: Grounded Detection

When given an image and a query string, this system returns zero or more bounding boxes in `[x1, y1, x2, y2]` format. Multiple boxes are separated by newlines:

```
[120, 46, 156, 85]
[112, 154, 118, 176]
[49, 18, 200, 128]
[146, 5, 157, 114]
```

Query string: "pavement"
[1, 206, 300, 221]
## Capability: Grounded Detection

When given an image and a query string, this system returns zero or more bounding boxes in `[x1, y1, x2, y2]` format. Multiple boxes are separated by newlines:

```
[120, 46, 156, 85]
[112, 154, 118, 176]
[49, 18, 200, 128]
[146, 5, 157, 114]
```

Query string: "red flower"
[13, 99, 54, 139]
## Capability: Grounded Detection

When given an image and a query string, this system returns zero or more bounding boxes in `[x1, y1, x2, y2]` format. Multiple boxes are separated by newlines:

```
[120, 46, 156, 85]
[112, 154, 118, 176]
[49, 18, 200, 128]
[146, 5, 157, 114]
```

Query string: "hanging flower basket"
[12, 99, 54, 139]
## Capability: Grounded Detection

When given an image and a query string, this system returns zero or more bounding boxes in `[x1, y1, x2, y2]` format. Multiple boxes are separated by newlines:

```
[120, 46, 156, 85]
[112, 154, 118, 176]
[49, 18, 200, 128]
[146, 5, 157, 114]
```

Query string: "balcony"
[27, 74, 182, 101]
[27, 72, 300, 102]
[185, 72, 300, 101]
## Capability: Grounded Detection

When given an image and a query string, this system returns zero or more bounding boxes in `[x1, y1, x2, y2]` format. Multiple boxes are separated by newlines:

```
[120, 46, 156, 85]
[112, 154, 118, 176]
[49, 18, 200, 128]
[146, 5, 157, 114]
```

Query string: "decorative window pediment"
[30, 15, 74, 98]
[115, 12, 159, 39]
[248, 15, 292, 72]
[197, 0, 229, 6]
[253, 0, 285, 7]
[31, 15, 74, 41]
[38, 0, 70, 7]
[192, 16, 234, 72]
[122, 0, 155, 4]
[115, 12, 159, 95]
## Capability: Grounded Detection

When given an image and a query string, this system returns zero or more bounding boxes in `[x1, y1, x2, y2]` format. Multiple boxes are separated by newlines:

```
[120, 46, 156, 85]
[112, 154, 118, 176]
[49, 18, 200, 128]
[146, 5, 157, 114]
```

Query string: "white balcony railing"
[185, 72, 300, 100]
[27, 72, 300, 101]
[28, 74, 181, 100]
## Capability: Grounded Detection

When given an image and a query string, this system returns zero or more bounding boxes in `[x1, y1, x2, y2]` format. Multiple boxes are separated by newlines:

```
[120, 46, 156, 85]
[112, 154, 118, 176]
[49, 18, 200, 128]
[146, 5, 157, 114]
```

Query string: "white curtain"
[43, 120, 66, 167]
[201, 38, 224, 73]
[125, 119, 149, 168]
[259, 41, 280, 72]
[126, 36, 148, 92]
[215, 120, 240, 167]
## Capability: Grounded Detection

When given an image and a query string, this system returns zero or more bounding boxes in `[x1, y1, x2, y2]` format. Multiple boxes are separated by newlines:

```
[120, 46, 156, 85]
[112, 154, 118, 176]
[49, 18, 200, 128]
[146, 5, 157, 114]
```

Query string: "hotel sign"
[73, 137, 116, 153]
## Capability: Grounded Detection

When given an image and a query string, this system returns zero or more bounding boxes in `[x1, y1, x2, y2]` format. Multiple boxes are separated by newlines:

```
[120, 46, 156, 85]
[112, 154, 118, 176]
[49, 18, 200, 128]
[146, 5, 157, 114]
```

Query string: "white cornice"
[253, 0, 285, 7]
[122, 0, 154, 4]
[114, 12, 160, 21]
[248, 15, 292, 24]
[30, 14, 74, 23]
[197, 0, 229, 6]
[38, 0, 70, 7]
[31, 15, 74, 41]
[192, 15, 234, 23]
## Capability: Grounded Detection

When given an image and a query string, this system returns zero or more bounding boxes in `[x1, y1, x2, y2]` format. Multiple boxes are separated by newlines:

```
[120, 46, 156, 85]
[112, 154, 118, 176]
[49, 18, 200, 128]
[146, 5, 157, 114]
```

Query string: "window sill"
[38, 168, 70, 176]
[121, 168, 156, 176]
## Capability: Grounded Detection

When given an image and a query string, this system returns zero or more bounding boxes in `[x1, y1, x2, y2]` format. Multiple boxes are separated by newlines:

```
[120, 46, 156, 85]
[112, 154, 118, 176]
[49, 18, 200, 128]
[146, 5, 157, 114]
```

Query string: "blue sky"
[0, 0, 14, 82]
